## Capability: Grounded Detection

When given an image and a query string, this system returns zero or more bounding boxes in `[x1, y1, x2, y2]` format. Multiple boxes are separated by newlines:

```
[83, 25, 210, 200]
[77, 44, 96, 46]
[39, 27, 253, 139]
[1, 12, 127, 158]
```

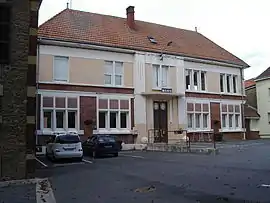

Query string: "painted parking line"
[35, 157, 48, 168]
[120, 154, 145, 159]
[82, 159, 93, 164]
[52, 162, 86, 167]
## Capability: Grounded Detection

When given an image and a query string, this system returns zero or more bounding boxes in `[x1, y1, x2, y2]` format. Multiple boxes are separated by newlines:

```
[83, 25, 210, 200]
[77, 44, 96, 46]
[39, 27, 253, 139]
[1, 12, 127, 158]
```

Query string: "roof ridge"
[38, 8, 249, 67]
[66, 8, 199, 34]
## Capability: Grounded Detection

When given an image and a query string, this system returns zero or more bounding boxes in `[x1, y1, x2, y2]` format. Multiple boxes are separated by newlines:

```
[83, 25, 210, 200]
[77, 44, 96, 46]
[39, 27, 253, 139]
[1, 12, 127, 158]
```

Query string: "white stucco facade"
[256, 79, 270, 137]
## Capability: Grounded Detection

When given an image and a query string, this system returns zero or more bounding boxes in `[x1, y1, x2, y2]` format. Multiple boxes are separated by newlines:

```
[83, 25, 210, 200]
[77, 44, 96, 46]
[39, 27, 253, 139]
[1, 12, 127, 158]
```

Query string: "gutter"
[38, 38, 136, 55]
[254, 76, 270, 83]
[240, 68, 246, 140]
[38, 37, 247, 68]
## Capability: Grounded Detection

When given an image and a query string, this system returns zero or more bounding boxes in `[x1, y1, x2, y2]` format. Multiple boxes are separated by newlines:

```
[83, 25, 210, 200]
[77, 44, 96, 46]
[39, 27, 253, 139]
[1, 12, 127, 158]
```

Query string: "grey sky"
[39, 0, 270, 79]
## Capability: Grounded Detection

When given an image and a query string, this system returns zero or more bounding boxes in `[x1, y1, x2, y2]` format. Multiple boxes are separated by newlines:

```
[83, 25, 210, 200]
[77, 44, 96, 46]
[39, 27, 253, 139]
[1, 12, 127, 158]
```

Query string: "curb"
[0, 178, 39, 188]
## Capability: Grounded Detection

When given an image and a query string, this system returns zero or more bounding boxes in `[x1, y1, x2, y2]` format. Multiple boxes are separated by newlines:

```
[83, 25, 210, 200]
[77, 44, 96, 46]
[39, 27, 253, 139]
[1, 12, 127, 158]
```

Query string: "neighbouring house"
[0, 0, 42, 180]
[245, 67, 270, 138]
[37, 6, 249, 146]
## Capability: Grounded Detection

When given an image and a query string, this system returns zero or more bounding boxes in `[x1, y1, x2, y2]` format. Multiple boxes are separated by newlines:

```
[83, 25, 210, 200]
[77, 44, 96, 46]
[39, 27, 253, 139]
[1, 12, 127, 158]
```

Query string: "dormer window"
[147, 36, 157, 44]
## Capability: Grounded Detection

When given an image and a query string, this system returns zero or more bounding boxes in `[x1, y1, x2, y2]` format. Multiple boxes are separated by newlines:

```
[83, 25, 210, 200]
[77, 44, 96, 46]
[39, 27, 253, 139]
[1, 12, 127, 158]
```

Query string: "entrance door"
[153, 101, 168, 143]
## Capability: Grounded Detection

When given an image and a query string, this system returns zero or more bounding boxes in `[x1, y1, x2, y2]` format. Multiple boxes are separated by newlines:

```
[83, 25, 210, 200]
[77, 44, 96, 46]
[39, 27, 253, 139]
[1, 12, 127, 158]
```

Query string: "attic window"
[147, 36, 157, 44]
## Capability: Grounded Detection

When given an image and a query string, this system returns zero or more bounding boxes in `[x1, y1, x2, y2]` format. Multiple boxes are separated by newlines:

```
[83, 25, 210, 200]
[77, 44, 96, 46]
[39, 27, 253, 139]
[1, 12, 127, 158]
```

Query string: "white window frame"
[186, 102, 210, 131]
[40, 95, 79, 133]
[104, 61, 124, 87]
[220, 104, 241, 130]
[185, 69, 207, 92]
[97, 98, 131, 132]
[152, 64, 170, 88]
[43, 110, 53, 130]
[53, 56, 69, 82]
[220, 73, 238, 94]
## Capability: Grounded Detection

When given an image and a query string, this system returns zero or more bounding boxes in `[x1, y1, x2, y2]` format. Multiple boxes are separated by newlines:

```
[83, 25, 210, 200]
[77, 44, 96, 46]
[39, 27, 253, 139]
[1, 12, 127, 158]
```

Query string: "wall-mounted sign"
[161, 88, 172, 93]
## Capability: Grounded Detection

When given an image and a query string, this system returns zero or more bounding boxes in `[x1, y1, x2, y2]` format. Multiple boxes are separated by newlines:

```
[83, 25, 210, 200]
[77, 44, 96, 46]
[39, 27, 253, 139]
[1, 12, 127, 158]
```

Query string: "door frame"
[153, 100, 168, 143]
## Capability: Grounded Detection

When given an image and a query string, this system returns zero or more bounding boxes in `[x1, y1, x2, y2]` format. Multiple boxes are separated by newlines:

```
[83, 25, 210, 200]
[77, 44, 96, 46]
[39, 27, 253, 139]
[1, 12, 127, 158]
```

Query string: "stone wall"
[0, 0, 40, 180]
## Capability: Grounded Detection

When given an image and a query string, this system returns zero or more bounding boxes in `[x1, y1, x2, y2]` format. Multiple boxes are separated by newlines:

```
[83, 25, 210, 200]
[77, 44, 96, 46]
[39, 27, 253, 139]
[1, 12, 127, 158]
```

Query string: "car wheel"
[78, 157, 83, 162]
[113, 153, 118, 157]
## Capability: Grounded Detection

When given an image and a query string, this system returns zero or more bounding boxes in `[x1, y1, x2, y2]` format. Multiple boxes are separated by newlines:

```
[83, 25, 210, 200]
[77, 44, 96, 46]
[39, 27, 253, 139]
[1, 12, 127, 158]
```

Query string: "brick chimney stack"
[126, 6, 135, 29]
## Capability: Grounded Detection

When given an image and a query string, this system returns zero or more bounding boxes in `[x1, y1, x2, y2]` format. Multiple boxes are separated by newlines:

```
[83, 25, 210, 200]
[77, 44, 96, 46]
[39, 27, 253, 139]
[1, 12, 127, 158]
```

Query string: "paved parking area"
[35, 140, 270, 203]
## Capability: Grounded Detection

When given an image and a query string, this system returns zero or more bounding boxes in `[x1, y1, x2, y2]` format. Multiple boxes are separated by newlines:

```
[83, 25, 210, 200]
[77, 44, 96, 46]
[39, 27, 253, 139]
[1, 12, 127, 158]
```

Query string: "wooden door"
[153, 101, 168, 143]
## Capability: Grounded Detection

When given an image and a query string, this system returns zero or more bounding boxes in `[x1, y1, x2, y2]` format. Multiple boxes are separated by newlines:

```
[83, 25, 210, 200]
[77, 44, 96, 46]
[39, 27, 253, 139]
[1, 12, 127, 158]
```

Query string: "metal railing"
[187, 131, 216, 149]
[147, 128, 190, 150]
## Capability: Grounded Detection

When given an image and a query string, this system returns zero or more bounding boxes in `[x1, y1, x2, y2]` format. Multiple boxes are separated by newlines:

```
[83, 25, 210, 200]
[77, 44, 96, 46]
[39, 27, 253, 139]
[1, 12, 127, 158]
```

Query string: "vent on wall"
[147, 36, 157, 44]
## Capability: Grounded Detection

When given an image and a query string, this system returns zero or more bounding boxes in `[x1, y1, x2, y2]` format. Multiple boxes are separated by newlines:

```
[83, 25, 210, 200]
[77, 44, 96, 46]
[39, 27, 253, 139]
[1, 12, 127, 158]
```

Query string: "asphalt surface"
[35, 140, 270, 203]
[0, 184, 36, 203]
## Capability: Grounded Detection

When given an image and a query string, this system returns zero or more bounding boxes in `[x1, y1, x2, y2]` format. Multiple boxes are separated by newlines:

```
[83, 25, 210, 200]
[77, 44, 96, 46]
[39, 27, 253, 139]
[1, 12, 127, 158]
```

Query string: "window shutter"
[54, 57, 68, 81]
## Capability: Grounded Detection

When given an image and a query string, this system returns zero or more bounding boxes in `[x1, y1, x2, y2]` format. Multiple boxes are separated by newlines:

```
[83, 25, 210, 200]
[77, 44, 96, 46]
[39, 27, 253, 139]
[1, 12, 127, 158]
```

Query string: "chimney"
[126, 6, 135, 29]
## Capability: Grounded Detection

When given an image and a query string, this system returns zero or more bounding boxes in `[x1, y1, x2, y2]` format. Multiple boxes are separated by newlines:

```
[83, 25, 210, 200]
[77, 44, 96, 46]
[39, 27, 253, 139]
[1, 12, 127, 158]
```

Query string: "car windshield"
[97, 135, 115, 142]
[56, 135, 80, 144]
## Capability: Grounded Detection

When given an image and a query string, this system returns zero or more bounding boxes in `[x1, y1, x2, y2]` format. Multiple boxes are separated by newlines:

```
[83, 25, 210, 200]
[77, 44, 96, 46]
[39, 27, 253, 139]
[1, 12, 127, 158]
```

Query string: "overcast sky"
[39, 0, 270, 79]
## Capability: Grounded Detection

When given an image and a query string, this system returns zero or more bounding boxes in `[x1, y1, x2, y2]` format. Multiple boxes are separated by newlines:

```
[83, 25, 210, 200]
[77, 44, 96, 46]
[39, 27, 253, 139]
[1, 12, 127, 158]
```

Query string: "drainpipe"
[36, 44, 40, 146]
[240, 68, 246, 140]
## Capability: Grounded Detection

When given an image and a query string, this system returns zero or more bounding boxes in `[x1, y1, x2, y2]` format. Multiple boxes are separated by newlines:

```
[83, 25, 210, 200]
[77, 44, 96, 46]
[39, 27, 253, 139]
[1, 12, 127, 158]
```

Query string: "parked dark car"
[82, 134, 121, 157]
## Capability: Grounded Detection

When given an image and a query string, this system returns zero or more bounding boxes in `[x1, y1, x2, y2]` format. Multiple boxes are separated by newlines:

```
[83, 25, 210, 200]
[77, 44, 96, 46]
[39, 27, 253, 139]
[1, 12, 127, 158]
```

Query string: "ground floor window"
[221, 104, 241, 129]
[41, 96, 79, 131]
[98, 98, 130, 130]
[187, 102, 210, 130]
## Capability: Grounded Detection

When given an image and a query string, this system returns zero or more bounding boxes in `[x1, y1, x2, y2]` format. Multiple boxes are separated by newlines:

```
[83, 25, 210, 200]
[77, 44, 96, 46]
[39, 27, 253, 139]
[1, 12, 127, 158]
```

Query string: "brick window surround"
[187, 102, 210, 131]
[98, 98, 131, 131]
[40, 95, 79, 133]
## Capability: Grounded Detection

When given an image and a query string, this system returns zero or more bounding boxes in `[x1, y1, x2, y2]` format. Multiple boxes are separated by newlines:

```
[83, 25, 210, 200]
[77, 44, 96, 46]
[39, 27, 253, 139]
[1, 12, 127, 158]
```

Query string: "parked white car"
[46, 133, 83, 161]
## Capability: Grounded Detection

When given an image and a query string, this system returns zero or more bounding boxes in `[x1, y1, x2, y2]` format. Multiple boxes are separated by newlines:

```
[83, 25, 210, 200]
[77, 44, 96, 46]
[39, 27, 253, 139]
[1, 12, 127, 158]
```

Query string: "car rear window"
[98, 135, 115, 142]
[56, 135, 80, 144]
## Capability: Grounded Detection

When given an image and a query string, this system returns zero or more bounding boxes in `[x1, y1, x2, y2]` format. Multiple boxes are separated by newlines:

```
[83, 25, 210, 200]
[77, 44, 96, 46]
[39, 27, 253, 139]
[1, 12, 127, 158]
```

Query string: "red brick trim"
[186, 92, 245, 100]
[222, 132, 243, 140]
[39, 83, 134, 94]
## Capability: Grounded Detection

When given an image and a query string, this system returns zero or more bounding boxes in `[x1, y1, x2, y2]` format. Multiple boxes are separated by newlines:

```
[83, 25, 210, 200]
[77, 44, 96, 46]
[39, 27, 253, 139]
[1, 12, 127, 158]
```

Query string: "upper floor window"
[104, 61, 123, 86]
[0, 5, 11, 64]
[153, 64, 169, 88]
[53, 56, 69, 82]
[220, 73, 238, 94]
[185, 69, 206, 91]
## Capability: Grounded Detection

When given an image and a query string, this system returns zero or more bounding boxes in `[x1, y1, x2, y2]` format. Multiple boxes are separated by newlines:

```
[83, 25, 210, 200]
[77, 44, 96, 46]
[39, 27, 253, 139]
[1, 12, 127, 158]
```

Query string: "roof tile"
[256, 67, 270, 80]
[244, 104, 260, 118]
[244, 79, 256, 88]
[38, 8, 248, 67]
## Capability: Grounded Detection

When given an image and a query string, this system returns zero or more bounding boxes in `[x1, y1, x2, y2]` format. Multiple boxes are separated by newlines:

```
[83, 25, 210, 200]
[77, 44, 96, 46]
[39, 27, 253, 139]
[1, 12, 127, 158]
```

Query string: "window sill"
[94, 129, 132, 134]
[219, 128, 244, 133]
[52, 80, 69, 83]
[36, 129, 83, 135]
[187, 129, 213, 133]
[186, 90, 243, 96]
[152, 86, 172, 91]
[104, 84, 124, 88]
[185, 90, 207, 93]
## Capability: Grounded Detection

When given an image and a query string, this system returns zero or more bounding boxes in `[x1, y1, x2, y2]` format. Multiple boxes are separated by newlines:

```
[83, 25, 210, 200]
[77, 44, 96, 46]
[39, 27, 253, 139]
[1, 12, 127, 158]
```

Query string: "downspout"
[36, 44, 40, 146]
[240, 67, 246, 140]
